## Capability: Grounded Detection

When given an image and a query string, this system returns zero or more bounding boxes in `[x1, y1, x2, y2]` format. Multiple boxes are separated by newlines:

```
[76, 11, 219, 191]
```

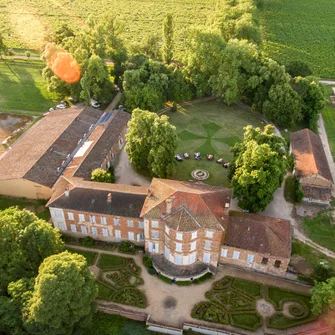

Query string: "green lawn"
[284, 176, 296, 204]
[167, 101, 264, 187]
[0, 59, 58, 112]
[0, 195, 50, 221]
[97, 254, 127, 269]
[261, 0, 335, 77]
[302, 209, 335, 253]
[67, 248, 98, 266]
[322, 104, 335, 160]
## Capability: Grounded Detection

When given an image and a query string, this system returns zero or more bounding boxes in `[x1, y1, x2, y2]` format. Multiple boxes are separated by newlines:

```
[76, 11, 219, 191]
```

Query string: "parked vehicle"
[90, 99, 100, 108]
[56, 104, 66, 109]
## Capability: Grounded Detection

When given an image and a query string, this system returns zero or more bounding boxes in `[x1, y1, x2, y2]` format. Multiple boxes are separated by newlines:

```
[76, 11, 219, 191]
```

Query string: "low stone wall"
[183, 323, 244, 335]
[97, 304, 147, 321]
[147, 318, 183, 335]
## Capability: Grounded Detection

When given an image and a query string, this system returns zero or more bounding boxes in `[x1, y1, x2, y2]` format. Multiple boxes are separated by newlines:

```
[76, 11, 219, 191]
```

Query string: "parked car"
[56, 104, 66, 109]
[90, 99, 100, 108]
[68, 97, 78, 103]
[49, 107, 55, 112]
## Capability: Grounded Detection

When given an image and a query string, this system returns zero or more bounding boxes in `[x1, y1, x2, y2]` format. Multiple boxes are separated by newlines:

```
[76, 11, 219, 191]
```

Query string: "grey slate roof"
[49, 187, 147, 218]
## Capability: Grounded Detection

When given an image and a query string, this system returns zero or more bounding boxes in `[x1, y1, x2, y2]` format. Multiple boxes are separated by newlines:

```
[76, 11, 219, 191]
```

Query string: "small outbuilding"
[290, 128, 333, 205]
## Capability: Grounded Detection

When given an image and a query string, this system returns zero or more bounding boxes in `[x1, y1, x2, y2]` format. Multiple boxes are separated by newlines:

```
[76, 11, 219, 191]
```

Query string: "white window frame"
[206, 231, 213, 239]
[152, 231, 159, 239]
[91, 227, 97, 235]
[127, 220, 134, 227]
[247, 254, 254, 264]
[152, 221, 159, 228]
[113, 218, 120, 226]
[137, 233, 144, 241]
[80, 225, 87, 234]
[233, 251, 240, 260]
[176, 243, 182, 252]
[78, 214, 85, 222]
[128, 232, 134, 240]
[115, 230, 121, 238]
[70, 224, 77, 233]
[176, 232, 183, 240]
[192, 231, 197, 239]
[175, 254, 182, 265]
[204, 240, 212, 250]
[221, 249, 228, 257]
[189, 252, 196, 264]
[165, 225, 169, 234]
[138, 221, 144, 229]
[190, 241, 196, 251]
[165, 236, 169, 245]
[89, 215, 96, 224]
[67, 212, 74, 220]
[102, 228, 109, 237]
[100, 217, 107, 225]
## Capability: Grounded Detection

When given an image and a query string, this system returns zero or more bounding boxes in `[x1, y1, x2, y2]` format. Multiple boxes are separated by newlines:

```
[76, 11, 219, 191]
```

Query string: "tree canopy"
[0, 207, 64, 291]
[91, 168, 115, 183]
[24, 252, 97, 335]
[162, 13, 174, 64]
[311, 277, 335, 316]
[229, 125, 287, 212]
[125, 109, 177, 178]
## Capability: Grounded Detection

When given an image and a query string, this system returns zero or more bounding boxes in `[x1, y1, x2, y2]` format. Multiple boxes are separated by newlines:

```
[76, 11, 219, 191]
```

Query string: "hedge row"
[267, 312, 316, 330]
[230, 312, 263, 331]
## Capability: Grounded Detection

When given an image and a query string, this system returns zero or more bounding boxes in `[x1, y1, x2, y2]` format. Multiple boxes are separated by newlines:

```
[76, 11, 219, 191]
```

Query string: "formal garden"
[66, 248, 147, 308]
[168, 101, 265, 187]
[191, 276, 315, 331]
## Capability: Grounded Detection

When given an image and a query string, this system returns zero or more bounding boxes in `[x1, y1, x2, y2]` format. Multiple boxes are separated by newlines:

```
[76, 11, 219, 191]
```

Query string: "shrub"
[295, 178, 304, 203]
[119, 241, 136, 254]
[312, 263, 334, 282]
[147, 267, 157, 276]
[170, 102, 177, 112]
[143, 255, 153, 268]
[176, 280, 191, 286]
[25, 51, 31, 58]
[82, 236, 96, 247]
[193, 272, 213, 285]
[159, 274, 172, 284]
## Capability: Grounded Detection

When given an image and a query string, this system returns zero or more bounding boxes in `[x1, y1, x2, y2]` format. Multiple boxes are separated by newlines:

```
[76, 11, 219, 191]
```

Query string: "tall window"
[78, 214, 85, 222]
[262, 257, 269, 265]
[274, 260, 281, 268]
[113, 218, 120, 226]
[128, 232, 134, 240]
[70, 224, 77, 233]
[100, 217, 107, 225]
[138, 221, 144, 229]
[204, 240, 212, 250]
[176, 243, 182, 252]
[192, 231, 197, 239]
[176, 233, 183, 240]
[190, 241, 196, 251]
[67, 212, 74, 220]
[91, 227, 97, 235]
[247, 254, 254, 264]
[221, 249, 228, 257]
[233, 251, 240, 260]
[152, 221, 159, 228]
[206, 231, 213, 238]
[165, 225, 169, 234]
[89, 215, 96, 223]
[102, 228, 109, 237]
[165, 236, 169, 245]
[115, 230, 121, 238]
[80, 226, 87, 234]
[152, 231, 159, 239]
[127, 220, 133, 227]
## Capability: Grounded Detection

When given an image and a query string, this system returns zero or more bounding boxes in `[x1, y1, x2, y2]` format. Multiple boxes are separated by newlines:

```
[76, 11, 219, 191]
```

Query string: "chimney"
[247, 227, 250, 232]
[64, 187, 70, 197]
[166, 198, 173, 214]
[107, 193, 112, 203]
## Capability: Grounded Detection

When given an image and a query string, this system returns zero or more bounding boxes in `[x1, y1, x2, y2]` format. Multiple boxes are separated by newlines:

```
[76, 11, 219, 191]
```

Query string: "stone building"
[291, 129, 333, 205]
[0, 107, 129, 199]
[49, 178, 292, 279]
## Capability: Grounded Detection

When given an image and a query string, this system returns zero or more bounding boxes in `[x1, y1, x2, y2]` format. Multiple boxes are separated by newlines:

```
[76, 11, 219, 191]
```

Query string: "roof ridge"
[264, 222, 288, 248]
[162, 206, 201, 229]
[306, 130, 321, 176]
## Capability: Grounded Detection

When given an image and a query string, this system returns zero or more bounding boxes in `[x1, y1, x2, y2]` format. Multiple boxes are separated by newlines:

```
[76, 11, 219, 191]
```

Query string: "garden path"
[67, 244, 314, 334]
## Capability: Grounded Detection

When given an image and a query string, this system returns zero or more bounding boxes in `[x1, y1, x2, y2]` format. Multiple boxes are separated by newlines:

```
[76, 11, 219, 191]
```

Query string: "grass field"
[0, 196, 50, 221]
[0, 59, 58, 112]
[167, 101, 264, 187]
[261, 0, 335, 77]
[0, 0, 214, 52]
[66, 248, 98, 266]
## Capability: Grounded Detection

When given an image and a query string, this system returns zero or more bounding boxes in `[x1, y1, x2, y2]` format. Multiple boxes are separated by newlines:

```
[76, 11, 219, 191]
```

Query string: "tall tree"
[162, 13, 174, 64]
[0, 207, 64, 291]
[230, 125, 287, 212]
[311, 277, 335, 315]
[0, 30, 8, 59]
[24, 252, 97, 335]
[91, 168, 114, 183]
[126, 109, 177, 177]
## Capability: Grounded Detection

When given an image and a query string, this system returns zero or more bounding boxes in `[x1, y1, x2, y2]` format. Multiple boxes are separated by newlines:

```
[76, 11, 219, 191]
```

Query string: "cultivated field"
[261, 0, 335, 78]
[0, 0, 215, 52]
[168, 101, 264, 187]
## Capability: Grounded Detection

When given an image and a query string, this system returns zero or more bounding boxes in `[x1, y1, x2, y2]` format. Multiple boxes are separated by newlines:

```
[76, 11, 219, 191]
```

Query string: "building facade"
[291, 129, 333, 205]
[48, 177, 292, 278]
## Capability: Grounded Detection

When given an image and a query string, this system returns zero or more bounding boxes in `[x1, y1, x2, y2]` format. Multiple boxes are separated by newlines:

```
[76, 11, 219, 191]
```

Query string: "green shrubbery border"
[266, 312, 316, 330]
[230, 312, 263, 331]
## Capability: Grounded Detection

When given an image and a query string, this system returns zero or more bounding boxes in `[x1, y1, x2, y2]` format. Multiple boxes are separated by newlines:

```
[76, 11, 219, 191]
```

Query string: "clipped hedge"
[159, 274, 172, 284]
[230, 312, 263, 331]
[193, 272, 213, 285]
[191, 301, 229, 325]
[232, 278, 262, 299]
[267, 312, 316, 330]
[289, 304, 305, 318]
[176, 280, 191, 286]
[118, 241, 136, 254]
